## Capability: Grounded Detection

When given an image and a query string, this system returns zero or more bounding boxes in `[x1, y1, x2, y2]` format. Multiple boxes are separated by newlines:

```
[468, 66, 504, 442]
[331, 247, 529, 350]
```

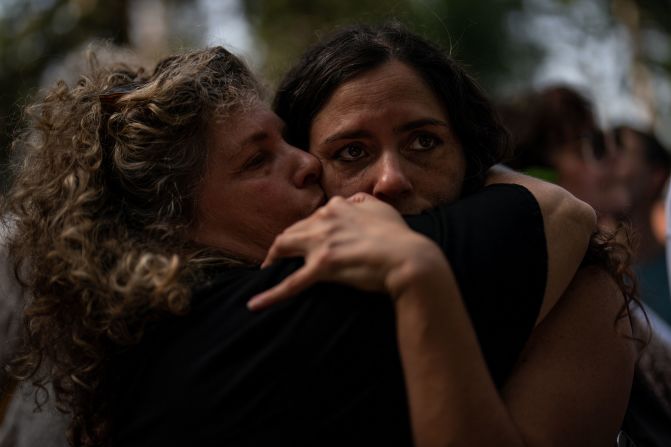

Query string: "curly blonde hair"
[3, 46, 261, 446]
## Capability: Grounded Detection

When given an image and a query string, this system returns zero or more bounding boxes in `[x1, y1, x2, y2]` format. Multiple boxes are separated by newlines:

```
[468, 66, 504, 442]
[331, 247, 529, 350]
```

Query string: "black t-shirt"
[110, 184, 547, 446]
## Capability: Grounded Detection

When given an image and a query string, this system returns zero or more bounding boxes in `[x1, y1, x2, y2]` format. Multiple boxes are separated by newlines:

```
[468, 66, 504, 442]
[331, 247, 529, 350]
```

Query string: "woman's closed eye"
[408, 133, 442, 152]
[241, 151, 268, 171]
[334, 143, 368, 162]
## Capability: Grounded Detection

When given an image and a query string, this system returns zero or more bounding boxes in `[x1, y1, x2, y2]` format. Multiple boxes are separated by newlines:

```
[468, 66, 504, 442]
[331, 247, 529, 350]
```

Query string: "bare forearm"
[390, 260, 526, 447]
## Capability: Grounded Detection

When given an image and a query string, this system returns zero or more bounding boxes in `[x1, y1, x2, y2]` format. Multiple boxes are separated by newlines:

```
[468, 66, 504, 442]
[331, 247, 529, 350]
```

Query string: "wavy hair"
[582, 224, 648, 346]
[2, 46, 261, 446]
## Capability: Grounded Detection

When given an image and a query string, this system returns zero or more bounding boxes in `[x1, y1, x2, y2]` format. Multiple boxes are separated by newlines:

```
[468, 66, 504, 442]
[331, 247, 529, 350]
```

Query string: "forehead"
[312, 60, 448, 131]
[209, 101, 282, 156]
[329, 60, 443, 112]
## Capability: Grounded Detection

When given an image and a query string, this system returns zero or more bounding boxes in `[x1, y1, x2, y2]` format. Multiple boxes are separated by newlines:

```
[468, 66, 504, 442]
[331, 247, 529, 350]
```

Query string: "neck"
[192, 228, 266, 265]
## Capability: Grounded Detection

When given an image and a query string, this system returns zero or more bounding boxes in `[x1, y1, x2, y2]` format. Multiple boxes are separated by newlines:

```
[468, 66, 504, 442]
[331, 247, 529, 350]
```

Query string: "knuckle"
[317, 206, 332, 218]
[316, 247, 334, 266]
[325, 239, 340, 251]
[330, 196, 350, 210]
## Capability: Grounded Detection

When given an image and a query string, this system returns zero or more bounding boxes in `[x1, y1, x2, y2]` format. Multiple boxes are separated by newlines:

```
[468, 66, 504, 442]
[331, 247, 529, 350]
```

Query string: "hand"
[247, 193, 444, 310]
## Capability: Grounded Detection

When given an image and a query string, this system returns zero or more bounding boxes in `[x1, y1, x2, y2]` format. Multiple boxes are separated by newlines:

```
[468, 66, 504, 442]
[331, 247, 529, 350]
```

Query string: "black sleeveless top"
[111, 184, 547, 446]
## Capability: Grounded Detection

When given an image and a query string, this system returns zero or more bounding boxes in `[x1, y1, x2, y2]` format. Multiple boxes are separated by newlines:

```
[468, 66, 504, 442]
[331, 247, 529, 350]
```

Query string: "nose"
[371, 153, 413, 202]
[291, 146, 322, 188]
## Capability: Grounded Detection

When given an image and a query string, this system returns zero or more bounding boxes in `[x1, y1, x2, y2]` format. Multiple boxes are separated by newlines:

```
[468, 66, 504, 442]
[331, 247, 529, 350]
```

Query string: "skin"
[192, 101, 325, 261]
[309, 60, 466, 215]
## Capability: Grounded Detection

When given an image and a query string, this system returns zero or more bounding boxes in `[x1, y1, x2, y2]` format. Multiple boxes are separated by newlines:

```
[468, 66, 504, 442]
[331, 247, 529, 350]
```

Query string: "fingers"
[262, 223, 331, 267]
[247, 263, 320, 311]
[262, 232, 307, 268]
[346, 193, 397, 216]
[346, 192, 376, 204]
[262, 200, 349, 267]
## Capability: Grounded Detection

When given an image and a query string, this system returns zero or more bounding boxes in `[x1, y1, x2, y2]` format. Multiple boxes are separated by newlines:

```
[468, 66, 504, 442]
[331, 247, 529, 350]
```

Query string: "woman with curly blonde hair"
[2, 43, 620, 447]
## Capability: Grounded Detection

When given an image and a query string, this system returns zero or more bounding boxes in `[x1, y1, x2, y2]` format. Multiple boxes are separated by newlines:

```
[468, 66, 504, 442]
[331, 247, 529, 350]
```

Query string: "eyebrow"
[321, 118, 450, 145]
[224, 130, 269, 161]
[241, 130, 270, 147]
[393, 118, 451, 133]
[323, 129, 373, 145]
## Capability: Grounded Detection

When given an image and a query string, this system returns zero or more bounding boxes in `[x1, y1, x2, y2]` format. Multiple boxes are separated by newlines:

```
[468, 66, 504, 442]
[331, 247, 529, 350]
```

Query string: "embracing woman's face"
[192, 101, 324, 261]
[309, 60, 466, 215]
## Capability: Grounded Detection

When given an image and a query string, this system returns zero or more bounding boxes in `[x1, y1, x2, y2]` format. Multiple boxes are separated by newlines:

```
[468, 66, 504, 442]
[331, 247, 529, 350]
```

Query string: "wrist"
[385, 236, 450, 300]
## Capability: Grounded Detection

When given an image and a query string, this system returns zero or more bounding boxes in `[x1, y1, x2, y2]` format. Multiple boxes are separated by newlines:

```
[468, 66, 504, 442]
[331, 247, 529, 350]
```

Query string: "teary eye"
[408, 134, 441, 151]
[335, 144, 367, 161]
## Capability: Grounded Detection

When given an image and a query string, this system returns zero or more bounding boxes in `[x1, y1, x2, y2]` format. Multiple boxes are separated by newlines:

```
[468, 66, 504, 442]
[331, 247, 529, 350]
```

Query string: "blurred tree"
[610, 0, 671, 138]
[242, 0, 415, 82]
[0, 0, 130, 190]
[243, 0, 671, 145]
[241, 0, 541, 91]
[408, 0, 542, 92]
[634, 0, 671, 73]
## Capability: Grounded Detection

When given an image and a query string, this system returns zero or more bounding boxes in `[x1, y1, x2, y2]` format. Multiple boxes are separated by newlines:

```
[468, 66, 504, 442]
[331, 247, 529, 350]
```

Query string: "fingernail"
[247, 295, 263, 311]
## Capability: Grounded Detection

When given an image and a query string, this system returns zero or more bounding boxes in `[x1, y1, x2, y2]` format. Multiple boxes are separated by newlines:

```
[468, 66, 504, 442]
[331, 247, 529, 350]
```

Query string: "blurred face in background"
[613, 127, 666, 208]
[552, 130, 628, 221]
[309, 60, 466, 215]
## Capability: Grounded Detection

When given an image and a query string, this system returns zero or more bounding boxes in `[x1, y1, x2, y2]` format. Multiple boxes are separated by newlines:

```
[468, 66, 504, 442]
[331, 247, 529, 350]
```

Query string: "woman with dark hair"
[271, 23, 605, 319]
[3, 43, 602, 447]
[274, 22, 508, 198]
[265, 22, 640, 445]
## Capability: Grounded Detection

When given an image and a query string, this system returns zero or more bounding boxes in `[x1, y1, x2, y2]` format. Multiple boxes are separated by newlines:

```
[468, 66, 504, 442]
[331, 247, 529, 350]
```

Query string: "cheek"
[421, 169, 462, 202]
[420, 150, 466, 201]
[230, 181, 284, 222]
[321, 165, 372, 197]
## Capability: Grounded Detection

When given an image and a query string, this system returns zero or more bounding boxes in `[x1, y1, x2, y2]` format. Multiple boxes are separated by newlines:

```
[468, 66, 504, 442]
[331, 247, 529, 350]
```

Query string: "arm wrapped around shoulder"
[486, 164, 597, 323]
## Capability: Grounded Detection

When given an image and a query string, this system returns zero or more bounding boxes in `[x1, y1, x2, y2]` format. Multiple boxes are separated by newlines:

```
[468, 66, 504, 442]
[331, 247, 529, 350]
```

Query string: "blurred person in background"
[612, 125, 671, 447]
[611, 125, 671, 324]
[498, 85, 628, 228]
[499, 86, 671, 446]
